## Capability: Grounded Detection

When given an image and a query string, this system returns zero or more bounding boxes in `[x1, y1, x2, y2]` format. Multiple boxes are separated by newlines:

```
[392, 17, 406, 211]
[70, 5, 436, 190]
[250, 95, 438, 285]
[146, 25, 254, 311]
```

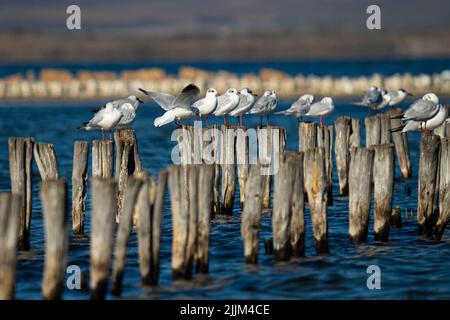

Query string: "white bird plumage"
[229, 88, 257, 125]
[214, 88, 240, 125]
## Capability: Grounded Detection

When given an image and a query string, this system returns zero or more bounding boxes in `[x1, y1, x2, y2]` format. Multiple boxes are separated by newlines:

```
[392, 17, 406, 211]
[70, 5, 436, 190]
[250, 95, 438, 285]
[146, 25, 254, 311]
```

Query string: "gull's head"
[227, 88, 239, 95]
[300, 94, 314, 104]
[128, 95, 144, 104]
[206, 88, 218, 97]
[321, 97, 333, 105]
[399, 88, 413, 97]
[241, 88, 253, 95]
[382, 90, 392, 102]
[423, 93, 439, 104]
[104, 102, 114, 110]
[369, 86, 379, 92]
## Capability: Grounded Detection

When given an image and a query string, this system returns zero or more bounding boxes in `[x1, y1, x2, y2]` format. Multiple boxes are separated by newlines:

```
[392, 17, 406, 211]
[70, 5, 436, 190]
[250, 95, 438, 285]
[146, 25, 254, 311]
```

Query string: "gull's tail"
[154, 112, 176, 127]
[78, 122, 91, 130]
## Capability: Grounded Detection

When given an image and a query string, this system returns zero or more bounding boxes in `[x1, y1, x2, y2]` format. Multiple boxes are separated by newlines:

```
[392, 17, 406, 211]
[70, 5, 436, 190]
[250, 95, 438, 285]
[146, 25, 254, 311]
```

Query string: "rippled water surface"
[0, 98, 449, 300]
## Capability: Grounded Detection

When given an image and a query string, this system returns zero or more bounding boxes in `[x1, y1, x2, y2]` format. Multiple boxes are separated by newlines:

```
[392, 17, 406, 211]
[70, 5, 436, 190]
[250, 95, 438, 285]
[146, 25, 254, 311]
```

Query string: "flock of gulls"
[80, 83, 448, 140]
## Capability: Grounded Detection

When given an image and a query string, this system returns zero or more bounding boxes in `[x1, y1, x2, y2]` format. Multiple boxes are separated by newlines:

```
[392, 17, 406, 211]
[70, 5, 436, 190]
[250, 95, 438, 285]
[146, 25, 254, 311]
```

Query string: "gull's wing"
[404, 99, 439, 121]
[306, 102, 329, 116]
[87, 109, 107, 127]
[250, 95, 270, 114]
[117, 108, 135, 126]
[216, 94, 233, 113]
[139, 88, 176, 111]
[363, 88, 382, 104]
[237, 94, 251, 108]
[173, 84, 200, 109]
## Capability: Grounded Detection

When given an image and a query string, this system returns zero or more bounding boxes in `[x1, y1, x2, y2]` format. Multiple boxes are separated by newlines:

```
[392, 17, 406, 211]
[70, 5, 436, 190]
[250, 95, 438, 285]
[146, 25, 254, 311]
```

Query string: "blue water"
[0, 97, 449, 300]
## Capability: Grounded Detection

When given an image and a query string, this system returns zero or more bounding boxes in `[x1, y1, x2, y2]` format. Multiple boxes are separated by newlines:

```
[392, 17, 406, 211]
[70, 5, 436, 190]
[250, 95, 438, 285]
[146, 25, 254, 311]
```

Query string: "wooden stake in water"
[111, 176, 143, 296]
[317, 125, 333, 205]
[236, 126, 249, 208]
[365, 115, 381, 148]
[221, 125, 236, 215]
[241, 164, 264, 264]
[40, 179, 68, 300]
[92, 140, 114, 178]
[388, 108, 411, 179]
[90, 178, 117, 300]
[372, 144, 394, 242]
[8, 137, 34, 250]
[298, 122, 317, 152]
[72, 141, 89, 234]
[289, 152, 305, 257]
[435, 138, 450, 240]
[34, 142, 59, 180]
[348, 147, 374, 243]
[185, 165, 199, 279]
[0, 193, 21, 300]
[304, 147, 329, 254]
[418, 135, 440, 237]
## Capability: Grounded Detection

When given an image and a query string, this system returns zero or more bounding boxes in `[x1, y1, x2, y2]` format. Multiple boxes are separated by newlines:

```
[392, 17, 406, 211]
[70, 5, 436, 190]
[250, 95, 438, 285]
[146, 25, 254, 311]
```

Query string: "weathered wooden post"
[298, 122, 317, 152]
[372, 144, 394, 242]
[72, 141, 88, 234]
[236, 126, 249, 208]
[241, 164, 264, 264]
[365, 115, 381, 148]
[185, 165, 199, 279]
[0, 193, 21, 299]
[90, 178, 117, 300]
[40, 179, 68, 300]
[290, 152, 305, 257]
[317, 125, 333, 205]
[220, 125, 236, 215]
[348, 147, 374, 243]
[379, 113, 391, 144]
[388, 108, 411, 179]
[92, 140, 114, 178]
[112, 176, 143, 296]
[210, 125, 221, 215]
[34, 142, 59, 180]
[418, 135, 440, 237]
[8, 137, 34, 250]
[196, 164, 214, 272]
[334, 117, 360, 195]
[115, 130, 143, 221]
[390, 207, 402, 228]
[434, 138, 450, 240]
[304, 147, 328, 254]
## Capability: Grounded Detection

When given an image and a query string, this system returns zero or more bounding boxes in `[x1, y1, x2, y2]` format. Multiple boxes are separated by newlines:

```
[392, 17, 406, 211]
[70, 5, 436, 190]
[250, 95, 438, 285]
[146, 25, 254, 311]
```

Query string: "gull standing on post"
[387, 88, 413, 107]
[79, 102, 123, 141]
[139, 84, 200, 127]
[229, 88, 257, 125]
[249, 90, 277, 126]
[390, 104, 449, 133]
[213, 88, 240, 125]
[305, 97, 335, 128]
[353, 86, 383, 109]
[390, 93, 440, 135]
[276, 94, 314, 121]
[191, 88, 219, 127]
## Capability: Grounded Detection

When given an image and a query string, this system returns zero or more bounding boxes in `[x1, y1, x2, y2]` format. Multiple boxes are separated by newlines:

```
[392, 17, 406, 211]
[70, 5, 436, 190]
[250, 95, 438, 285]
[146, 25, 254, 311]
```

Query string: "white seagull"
[79, 103, 123, 140]
[249, 90, 277, 126]
[214, 88, 240, 125]
[353, 86, 384, 110]
[305, 97, 335, 127]
[229, 88, 257, 125]
[192, 88, 219, 127]
[391, 104, 449, 134]
[386, 88, 412, 107]
[276, 94, 314, 120]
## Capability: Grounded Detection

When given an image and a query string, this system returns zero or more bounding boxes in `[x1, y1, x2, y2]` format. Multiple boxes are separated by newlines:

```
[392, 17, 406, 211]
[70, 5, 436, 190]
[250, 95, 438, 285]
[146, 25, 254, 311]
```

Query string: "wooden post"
[390, 208, 402, 228]
[34, 142, 59, 180]
[0, 193, 21, 299]
[8, 137, 34, 250]
[151, 170, 168, 284]
[388, 108, 411, 179]
[72, 141, 88, 235]
[379, 113, 391, 144]
[272, 152, 297, 261]
[372, 144, 394, 242]
[92, 140, 114, 178]
[298, 122, 317, 152]
[317, 125, 333, 205]
[418, 135, 440, 237]
[435, 138, 450, 240]
[348, 147, 374, 243]
[185, 165, 199, 279]
[236, 126, 249, 209]
[168, 165, 187, 280]
[90, 178, 117, 300]
[115, 130, 142, 221]
[304, 147, 328, 254]
[335, 117, 360, 195]
[220, 125, 236, 215]
[365, 115, 381, 148]
[209, 125, 221, 216]
[290, 152, 305, 257]
[241, 164, 264, 264]
[196, 164, 214, 272]
[40, 179, 68, 300]
[111, 176, 143, 296]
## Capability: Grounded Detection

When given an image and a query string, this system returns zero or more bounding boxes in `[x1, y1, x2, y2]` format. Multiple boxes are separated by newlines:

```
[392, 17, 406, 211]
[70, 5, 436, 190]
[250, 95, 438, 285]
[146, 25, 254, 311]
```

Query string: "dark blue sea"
[0, 60, 449, 300]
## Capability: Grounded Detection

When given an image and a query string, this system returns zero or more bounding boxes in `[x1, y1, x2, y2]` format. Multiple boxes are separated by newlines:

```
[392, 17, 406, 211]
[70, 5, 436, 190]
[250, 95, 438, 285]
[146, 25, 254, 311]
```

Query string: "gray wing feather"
[139, 89, 176, 111]
[404, 100, 439, 121]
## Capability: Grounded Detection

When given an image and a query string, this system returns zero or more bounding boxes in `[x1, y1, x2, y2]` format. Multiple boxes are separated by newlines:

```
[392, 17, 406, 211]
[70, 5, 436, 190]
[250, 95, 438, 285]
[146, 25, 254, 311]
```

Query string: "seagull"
[139, 84, 200, 127]
[213, 88, 240, 125]
[79, 102, 123, 140]
[249, 90, 277, 126]
[390, 93, 440, 134]
[353, 86, 383, 110]
[387, 88, 412, 107]
[192, 88, 219, 127]
[111, 95, 143, 130]
[305, 97, 335, 128]
[276, 94, 314, 121]
[391, 104, 449, 133]
[229, 88, 257, 125]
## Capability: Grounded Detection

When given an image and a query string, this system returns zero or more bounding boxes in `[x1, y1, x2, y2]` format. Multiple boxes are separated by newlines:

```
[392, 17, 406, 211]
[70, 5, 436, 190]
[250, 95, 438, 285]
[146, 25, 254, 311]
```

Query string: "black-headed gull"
[249, 90, 277, 126]
[305, 97, 335, 128]
[276, 94, 314, 121]
[229, 88, 257, 125]
[391, 104, 449, 133]
[79, 103, 123, 140]
[386, 88, 412, 107]
[192, 88, 218, 127]
[214, 88, 240, 125]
